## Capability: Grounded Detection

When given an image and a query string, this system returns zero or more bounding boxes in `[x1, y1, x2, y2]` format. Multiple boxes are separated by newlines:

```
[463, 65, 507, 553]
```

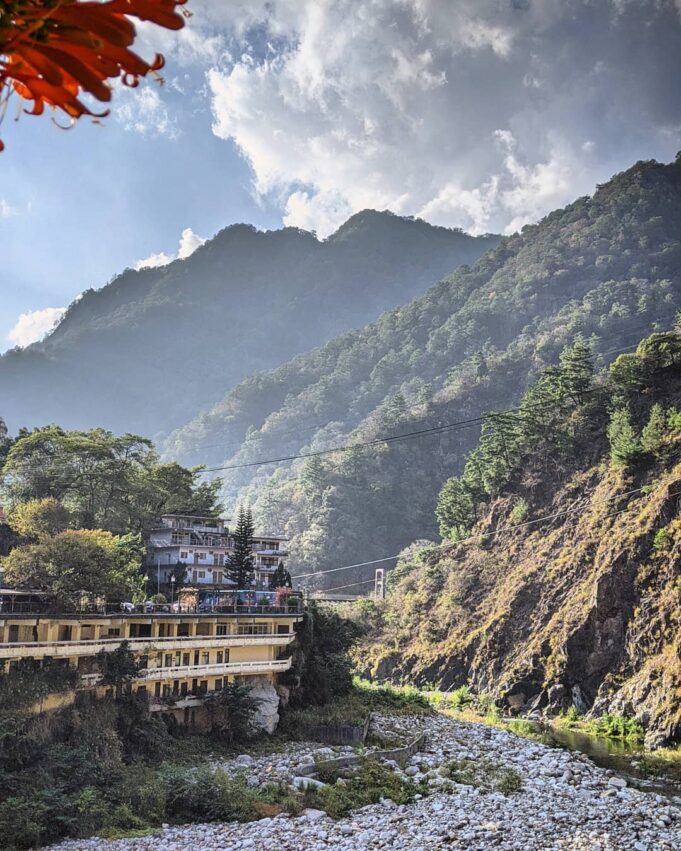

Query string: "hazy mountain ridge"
[163, 158, 681, 577]
[0, 212, 496, 435]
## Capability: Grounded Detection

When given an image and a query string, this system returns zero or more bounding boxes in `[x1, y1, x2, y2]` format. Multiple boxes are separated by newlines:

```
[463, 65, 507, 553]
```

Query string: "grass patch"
[282, 680, 432, 734]
[301, 759, 428, 818]
[444, 759, 522, 795]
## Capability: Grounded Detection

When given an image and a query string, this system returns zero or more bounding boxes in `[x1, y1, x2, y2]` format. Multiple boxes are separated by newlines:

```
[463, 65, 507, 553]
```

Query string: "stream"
[541, 724, 681, 801]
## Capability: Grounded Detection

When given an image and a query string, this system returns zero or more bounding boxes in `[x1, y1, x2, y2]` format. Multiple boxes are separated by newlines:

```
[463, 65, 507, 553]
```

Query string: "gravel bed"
[46, 713, 681, 850]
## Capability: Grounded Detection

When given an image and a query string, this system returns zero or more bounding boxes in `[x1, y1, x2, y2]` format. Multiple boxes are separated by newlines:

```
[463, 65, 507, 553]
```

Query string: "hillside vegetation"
[166, 157, 681, 581]
[357, 326, 681, 748]
[0, 213, 494, 436]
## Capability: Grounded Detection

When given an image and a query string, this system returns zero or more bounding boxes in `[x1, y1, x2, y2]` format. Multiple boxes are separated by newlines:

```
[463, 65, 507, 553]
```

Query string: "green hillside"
[357, 326, 681, 747]
[165, 157, 681, 580]
[0, 212, 494, 436]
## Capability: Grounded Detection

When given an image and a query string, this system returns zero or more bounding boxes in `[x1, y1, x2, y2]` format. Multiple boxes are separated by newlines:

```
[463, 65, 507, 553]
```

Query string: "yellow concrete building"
[0, 597, 303, 724]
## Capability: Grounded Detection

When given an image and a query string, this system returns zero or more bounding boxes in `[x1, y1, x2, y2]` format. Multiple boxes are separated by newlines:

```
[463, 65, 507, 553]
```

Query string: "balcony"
[0, 632, 296, 660]
[80, 657, 292, 686]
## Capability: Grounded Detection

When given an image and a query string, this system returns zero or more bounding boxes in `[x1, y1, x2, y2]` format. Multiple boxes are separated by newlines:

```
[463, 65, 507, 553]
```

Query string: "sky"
[1, 0, 681, 350]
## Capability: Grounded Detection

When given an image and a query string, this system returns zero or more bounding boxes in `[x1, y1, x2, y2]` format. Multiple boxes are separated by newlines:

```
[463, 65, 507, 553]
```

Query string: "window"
[277, 624, 290, 634]
[201, 652, 210, 665]
[216, 651, 223, 664]
[164, 654, 173, 667]
[154, 682, 161, 697]
[214, 678, 223, 691]
[217, 625, 228, 636]
[198, 571, 205, 579]
[180, 551, 188, 559]
[182, 653, 190, 666]
[237, 624, 270, 635]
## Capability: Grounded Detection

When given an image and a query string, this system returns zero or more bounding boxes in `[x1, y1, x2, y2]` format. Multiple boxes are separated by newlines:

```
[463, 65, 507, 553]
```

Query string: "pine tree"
[436, 477, 476, 540]
[607, 407, 640, 467]
[641, 403, 665, 456]
[269, 560, 292, 589]
[227, 506, 255, 588]
[559, 340, 594, 404]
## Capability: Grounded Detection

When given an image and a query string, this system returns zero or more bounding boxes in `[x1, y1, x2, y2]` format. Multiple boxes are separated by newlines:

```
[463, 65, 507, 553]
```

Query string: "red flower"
[0, 0, 190, 150]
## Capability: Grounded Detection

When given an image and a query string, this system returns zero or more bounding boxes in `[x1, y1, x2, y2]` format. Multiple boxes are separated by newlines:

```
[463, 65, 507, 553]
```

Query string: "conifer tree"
[607, 407, 640, 467]
[641, 403, 666, 456]
[269, 560, 292, 589]
[559, 340, 594, 404]
[227, 506, 255, 588]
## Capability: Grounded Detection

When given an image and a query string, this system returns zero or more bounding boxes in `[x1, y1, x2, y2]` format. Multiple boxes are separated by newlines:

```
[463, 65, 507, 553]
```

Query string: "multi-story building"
[146, 514, 288, 591]
[0, 591, 303, 725]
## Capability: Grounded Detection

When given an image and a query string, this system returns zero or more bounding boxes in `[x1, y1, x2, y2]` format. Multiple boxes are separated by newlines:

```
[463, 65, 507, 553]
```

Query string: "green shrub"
[0, 795, 49, 850]
[304, 759, 427, 818]
[588, 714, 644, 742]
[449, 685, 473, 710]
[444, 759, 522, 795]
[507, 718, 536, 738]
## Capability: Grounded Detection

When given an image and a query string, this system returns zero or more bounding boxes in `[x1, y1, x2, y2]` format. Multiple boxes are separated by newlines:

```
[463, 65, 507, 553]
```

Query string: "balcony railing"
[80, 657, 292, 686]
[0, 633, 295, 659]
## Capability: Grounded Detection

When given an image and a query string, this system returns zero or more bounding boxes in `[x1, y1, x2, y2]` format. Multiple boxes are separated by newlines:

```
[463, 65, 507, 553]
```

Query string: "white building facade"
[147, 514, 288, 591]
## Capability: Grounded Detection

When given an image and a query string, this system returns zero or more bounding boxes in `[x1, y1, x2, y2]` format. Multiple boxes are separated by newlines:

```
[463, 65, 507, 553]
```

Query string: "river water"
[543, 724, 681, 801]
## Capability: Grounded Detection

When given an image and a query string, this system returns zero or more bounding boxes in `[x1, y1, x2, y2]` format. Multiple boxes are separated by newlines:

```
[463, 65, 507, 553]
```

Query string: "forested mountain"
[0, 212, 495, 435]
[164, 157, 681, 581]
[358, 327, 681, 747]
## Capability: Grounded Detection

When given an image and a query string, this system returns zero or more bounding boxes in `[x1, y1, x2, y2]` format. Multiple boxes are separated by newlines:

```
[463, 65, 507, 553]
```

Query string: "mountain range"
[0, 213, 497, 436]
[163, 157, 681, 580]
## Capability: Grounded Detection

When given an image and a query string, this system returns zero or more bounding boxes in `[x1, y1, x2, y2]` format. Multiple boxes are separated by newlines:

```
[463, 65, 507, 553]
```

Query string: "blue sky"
[2, 0, 681, 351]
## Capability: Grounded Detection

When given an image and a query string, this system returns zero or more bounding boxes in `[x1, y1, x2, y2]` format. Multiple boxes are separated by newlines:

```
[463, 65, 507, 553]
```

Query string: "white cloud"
[178, 227, 207, 259]
[134, 251, 174, 270]
[7, 307, 66, 348]
[203, 0, 681, 236]
[135, 227, 206, 270]
[116, 86, 180, 138]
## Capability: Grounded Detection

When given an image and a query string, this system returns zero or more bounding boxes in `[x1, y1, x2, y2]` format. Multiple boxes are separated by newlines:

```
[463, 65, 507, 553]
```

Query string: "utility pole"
[374, 568, 385, 599]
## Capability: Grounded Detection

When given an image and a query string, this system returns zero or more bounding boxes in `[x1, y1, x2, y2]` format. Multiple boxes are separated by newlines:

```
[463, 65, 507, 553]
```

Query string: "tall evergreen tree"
[559, 340, 594, 404]
[227, 506, 255, 588]
[269, 560, 292, 589]
[607, 407, 640, 467]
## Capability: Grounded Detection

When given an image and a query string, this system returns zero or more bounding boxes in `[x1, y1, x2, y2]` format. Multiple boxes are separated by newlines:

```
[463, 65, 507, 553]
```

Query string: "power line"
[1, 326, 672, 479]
[294, 483, 674, 583]
[315, 487, 681, 596]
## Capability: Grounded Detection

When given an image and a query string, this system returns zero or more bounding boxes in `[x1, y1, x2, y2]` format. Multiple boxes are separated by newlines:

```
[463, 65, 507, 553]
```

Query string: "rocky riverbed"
[48, 713, 681, 850]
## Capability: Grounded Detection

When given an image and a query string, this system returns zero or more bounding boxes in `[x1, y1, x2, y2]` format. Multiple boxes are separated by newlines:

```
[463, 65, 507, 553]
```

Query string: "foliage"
[1, 528, 144, 607]
[1, 426, 221, 536]
[6, 497, 71, 540]
[0, 660, 78, 741]
[204, 683, 260, 743]
[641, 403, 666, 456]
[226, 505, 255, 588]
[284, 602, 363, 706]
[443, 758, 522, 794]
[607, 407, 640, 467]
[587, 714, 644, 742]
[0, 0, 188, 151]
[95, 641, 143, 698]
[302, 758, 428, 818]
[269, 560, 292, 589]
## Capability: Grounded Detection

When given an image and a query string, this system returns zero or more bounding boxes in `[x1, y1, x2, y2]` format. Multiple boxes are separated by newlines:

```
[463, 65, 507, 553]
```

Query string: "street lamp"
[170, 575, 176, 608]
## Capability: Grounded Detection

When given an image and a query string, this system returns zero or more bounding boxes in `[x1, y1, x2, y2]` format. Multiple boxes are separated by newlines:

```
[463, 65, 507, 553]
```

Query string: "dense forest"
[356, 324, 681, 748]
[164, 157, 681, 585]
[0, 213, 496, 436]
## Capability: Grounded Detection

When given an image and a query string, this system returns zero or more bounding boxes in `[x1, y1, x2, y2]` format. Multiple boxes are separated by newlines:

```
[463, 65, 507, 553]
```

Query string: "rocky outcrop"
[249, 682, 281, 735]
[360, 461, 681, 748]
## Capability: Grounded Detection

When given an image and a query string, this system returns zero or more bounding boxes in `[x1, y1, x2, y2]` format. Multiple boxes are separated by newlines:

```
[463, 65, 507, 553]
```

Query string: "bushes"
[588, 714, 644, 742]
[204, 683, 260, 743]
[444, 759, 522, 795]
[302, 759, 427, 818]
